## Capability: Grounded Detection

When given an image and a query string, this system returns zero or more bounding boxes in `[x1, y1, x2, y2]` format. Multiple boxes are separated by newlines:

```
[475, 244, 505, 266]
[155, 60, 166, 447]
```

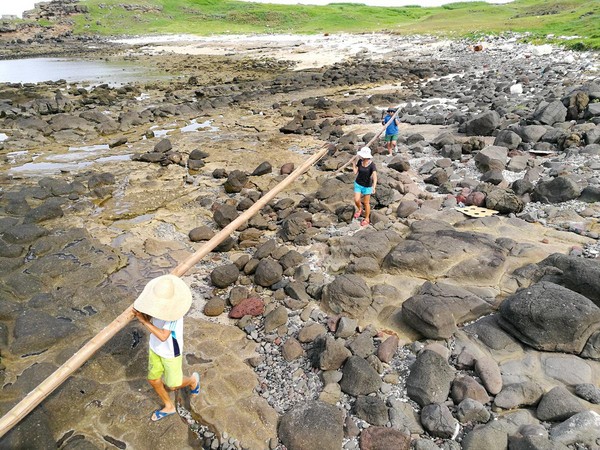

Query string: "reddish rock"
[377, 335, 399, 363]
[228, 297, 264, 319]
[327, 315, 341, 332]
[466, 191, 486, 207]
[280, 163, 294, 175]
[360, 426, 410, 450]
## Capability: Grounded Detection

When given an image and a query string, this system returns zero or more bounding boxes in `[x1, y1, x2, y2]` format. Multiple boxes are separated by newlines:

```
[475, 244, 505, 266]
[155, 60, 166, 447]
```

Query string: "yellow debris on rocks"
[456, 206, 499, 218]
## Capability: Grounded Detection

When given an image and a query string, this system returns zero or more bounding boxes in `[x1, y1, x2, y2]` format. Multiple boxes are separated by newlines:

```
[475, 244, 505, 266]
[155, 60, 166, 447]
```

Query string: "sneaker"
[360, 219, 370, 227]
[353, 208, 362, 219]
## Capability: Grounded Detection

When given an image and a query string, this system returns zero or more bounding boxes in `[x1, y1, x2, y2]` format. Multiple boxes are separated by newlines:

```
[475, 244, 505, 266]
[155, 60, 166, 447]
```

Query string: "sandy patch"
[115, 33, 454, 70]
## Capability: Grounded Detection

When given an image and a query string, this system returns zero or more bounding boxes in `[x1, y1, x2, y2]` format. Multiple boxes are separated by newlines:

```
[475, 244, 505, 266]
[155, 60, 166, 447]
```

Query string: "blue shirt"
[383, 114, 399, 135]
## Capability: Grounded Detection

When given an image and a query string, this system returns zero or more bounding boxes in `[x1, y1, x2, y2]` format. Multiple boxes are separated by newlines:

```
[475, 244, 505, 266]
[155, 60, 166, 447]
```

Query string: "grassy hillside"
[70, 0, 600, 49]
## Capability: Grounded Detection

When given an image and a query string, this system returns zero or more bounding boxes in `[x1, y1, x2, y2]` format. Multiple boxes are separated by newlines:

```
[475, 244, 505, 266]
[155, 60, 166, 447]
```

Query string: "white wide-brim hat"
[133, 274, 192, 321]
[357, 146, 372, 159]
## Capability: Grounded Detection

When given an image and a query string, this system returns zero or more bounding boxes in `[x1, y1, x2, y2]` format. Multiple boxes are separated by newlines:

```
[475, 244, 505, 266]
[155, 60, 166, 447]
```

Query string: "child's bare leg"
[354, 192, 362, 211]
[148, 378, 175, 413]
[363, 195, 371, 222]
[171, 375, 197, 391]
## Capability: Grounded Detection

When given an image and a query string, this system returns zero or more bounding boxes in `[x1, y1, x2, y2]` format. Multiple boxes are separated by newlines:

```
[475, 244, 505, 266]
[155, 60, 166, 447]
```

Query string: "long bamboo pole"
[0, 144, 329, 438]
[334, 106, 402, 174]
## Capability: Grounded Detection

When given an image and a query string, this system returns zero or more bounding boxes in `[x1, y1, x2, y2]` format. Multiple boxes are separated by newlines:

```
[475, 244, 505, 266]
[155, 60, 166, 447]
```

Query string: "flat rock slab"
[382, 220, 508, 283]
[186, 319, 278, 450]
[402, 281, 493, 339]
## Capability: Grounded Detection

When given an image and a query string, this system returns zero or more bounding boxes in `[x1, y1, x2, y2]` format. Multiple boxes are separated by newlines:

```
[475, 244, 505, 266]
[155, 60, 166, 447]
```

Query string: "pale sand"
[116, 33, 454, 70]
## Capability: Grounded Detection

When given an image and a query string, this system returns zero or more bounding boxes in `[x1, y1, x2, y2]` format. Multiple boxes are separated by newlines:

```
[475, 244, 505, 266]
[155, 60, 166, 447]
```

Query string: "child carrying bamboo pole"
[133, 275, 200, 421]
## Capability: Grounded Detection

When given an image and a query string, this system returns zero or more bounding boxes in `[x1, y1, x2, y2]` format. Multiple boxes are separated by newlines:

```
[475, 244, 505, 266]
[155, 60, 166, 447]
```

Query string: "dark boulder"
[498, 281, 600, 354]
[278, 401, 343, 450]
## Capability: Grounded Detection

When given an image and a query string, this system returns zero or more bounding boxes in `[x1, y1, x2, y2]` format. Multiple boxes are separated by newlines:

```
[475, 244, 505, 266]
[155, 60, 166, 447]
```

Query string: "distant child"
[133, 274, 200, 422]
[382, 107, 401, 155]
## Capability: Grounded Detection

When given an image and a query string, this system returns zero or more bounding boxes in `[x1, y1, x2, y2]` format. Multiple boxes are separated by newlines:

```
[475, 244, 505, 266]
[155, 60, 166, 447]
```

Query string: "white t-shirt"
[149, 317, 184, 359]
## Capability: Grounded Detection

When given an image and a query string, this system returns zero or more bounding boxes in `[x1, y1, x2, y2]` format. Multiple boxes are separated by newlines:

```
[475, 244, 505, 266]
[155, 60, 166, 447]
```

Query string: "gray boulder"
[536, 386, 585, 422]
[354, 396, 389, 426]
[402, 281, 493, 339]
[213, 204, 239, 228]
[388, 398, 423, 433]
[322, 274, 372, 317]
[420, 403, 458, 439]
[280, 212, 310, 242]
[475, 355, 503, 395]
[254, 258, 283, 287]
[579, 186, 600, 203]
[319, 336, 352, 370]
[508, 435, 569, 450]
[498, 281, 600, 354]
[462, 423, 508, 450]
[340, 355, 382, 396]
[406, 350, 455, 406]
[457, 398, 490, 424]
[533, 100, 567, 125]
[575, 383, 600, 404]
[452, 375, 490, 405]
[154, 138, 172, 153]
[512, 179, 534, 196]
[251, 161, 272, 176]
[210, 263, 240, 288]
[474, 146, 508, 172]
[223, 170, 248, 193]
[441, 144, 462, 160]
[517, 125, 548, 143]
[494, 130, 522, 150]
[188, 226, 215, 242]
[278, 401, 343, 450]
[494, 382, 544, 410]
[466, 111, 501, 136]
[388, 157, 411, 172]
[538, 253, 600, 307]
[532, 176, 582, 203]
[549, 411, 600, 446]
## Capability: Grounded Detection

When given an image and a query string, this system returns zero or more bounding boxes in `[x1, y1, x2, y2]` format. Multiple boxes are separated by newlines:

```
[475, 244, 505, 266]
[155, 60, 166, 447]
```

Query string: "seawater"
[0, 57, 169, 85]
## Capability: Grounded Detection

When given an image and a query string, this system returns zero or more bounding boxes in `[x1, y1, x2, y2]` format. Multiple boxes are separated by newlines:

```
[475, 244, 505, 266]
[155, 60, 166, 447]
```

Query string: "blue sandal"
[190, 372, 200, 395]
[151, 409, 175, 422]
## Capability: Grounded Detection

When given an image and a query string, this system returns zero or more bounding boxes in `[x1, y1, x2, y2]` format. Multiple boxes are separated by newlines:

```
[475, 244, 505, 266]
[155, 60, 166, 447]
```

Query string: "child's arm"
[133, 309, 170, 341]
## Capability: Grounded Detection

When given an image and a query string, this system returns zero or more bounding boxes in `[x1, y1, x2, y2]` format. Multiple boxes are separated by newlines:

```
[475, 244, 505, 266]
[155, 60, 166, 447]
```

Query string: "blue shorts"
[354, 182, 372, 196]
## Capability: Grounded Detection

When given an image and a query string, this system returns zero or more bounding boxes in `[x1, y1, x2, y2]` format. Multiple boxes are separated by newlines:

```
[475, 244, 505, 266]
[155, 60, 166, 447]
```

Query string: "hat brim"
[133, 275, 192, 321]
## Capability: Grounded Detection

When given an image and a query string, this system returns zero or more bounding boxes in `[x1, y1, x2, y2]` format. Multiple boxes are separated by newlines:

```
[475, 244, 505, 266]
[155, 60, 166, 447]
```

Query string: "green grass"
[68, 0, 600, 49]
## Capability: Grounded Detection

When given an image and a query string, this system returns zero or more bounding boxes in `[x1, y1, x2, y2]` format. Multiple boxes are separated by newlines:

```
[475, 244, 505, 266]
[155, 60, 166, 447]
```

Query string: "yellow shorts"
[148, 349, 183, 388]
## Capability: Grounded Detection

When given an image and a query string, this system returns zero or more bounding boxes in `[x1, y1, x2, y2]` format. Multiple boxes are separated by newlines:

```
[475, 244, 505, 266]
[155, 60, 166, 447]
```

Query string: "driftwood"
[0, 144, 329, 438]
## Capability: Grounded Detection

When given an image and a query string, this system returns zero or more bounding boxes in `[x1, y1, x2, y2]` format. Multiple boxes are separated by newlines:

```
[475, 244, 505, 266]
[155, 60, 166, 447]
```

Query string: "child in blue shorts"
[352, 146, 377, 227]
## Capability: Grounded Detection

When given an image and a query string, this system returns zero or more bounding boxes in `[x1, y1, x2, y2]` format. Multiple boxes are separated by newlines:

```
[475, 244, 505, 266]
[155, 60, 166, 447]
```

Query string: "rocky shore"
[1, 29, 600, 450]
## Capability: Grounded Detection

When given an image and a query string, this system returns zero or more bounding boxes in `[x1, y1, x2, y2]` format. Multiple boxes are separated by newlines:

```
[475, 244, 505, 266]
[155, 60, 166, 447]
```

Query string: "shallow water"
[8, 154, 132, 176]
[0, 57, 168, 85]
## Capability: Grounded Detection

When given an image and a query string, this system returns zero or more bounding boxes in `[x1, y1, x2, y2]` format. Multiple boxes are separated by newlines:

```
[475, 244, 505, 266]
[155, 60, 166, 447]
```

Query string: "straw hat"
[134, 275, 192, 321]
[357, 146, 372, 159]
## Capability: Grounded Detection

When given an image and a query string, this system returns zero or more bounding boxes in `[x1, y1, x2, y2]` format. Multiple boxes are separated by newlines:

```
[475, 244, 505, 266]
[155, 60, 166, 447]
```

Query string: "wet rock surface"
[0, 29, 600, 450]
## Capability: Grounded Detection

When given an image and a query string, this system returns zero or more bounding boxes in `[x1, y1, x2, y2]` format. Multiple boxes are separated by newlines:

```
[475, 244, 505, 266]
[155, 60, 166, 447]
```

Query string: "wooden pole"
[334, 106, 401, 174]
[0, 144, 329, 438]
